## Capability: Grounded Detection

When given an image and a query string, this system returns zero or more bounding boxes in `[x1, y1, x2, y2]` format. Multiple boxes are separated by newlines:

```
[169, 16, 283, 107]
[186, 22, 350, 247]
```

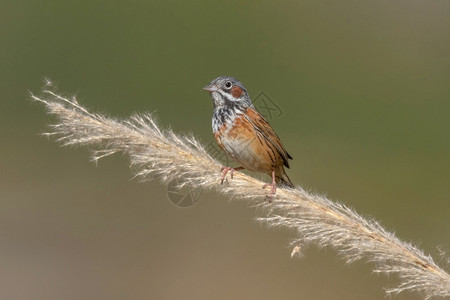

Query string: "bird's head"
[203, 76, 252, 108]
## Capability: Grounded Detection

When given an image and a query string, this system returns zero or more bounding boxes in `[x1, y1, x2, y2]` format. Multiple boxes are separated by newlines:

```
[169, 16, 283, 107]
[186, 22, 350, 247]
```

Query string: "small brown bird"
[204, 76, 293, 195]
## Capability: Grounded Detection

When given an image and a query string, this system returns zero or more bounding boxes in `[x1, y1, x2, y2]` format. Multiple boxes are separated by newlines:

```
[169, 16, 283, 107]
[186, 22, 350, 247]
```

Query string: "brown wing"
[243, 107, 293, 168]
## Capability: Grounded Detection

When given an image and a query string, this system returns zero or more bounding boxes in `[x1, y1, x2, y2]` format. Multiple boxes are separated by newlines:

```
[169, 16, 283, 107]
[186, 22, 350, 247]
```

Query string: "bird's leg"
[262, 170, 277, 195]
[220, 166, 244, 184]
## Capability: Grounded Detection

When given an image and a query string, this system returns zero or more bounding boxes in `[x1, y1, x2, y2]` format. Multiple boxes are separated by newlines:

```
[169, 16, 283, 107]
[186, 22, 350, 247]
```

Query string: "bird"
[203, 76, 293, 195]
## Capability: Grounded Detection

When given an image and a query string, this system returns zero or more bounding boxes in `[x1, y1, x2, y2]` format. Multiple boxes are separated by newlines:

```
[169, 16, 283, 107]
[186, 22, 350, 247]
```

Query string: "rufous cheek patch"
[231, 86, 243, 98]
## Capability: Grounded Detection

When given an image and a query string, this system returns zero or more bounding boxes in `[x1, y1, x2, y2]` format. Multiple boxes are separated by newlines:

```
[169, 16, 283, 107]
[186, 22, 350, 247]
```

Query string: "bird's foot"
[220, 166, 244, 184]
[262, 170, 277, 199]
[262, 182, 277, 195]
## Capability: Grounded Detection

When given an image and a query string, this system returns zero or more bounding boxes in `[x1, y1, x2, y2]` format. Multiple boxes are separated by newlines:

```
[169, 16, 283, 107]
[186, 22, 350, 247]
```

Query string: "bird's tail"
[275, 170, 294, 188]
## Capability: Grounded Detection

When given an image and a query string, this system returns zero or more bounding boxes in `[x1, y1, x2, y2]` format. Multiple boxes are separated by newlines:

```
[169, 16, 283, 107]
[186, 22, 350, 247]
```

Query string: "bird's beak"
[203, 84, 219, 92]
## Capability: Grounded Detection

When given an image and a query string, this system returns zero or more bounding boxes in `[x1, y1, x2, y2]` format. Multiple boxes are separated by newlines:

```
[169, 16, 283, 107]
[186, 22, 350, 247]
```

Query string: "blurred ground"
[0, 1, 449, 299]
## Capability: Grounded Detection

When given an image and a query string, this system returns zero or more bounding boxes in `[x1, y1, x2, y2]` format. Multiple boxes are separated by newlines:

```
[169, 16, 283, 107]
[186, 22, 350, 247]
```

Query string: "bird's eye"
[225, 81, 232, 89]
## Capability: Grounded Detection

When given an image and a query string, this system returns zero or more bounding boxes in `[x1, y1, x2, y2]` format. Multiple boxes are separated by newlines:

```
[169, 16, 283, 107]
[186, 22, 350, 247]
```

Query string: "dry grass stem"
[31, 83, 450, 299]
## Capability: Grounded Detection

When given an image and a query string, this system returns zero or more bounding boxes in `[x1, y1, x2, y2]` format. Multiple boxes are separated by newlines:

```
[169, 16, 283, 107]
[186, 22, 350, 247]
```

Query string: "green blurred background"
[1, 1, 449, 299]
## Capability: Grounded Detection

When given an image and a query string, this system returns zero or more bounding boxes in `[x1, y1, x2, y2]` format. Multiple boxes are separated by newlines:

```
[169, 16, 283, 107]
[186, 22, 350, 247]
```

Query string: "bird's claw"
[220, 166, 243, 184]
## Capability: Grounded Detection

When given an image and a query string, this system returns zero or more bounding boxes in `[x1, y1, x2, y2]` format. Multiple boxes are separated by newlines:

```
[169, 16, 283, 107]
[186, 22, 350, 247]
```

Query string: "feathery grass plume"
[31, 82, 450, 299]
